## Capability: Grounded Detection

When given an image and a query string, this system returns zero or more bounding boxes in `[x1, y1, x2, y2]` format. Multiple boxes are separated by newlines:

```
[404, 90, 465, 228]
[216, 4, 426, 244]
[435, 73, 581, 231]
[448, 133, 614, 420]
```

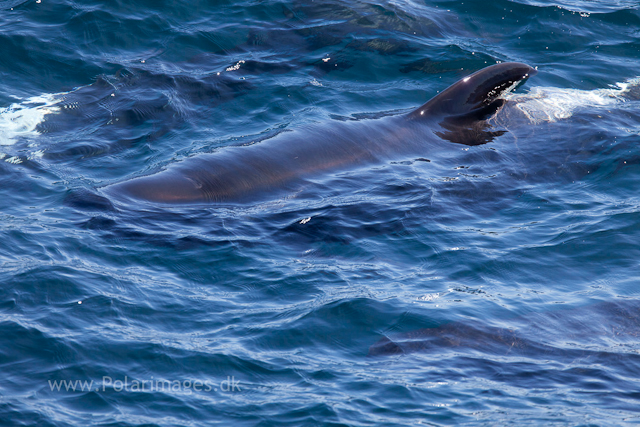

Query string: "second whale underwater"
[104, 62, 537, 205]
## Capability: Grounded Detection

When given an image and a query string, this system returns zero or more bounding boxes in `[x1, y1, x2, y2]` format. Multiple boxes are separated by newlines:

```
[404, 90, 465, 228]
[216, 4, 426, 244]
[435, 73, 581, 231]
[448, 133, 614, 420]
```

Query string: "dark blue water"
[1, 0, 640, 425]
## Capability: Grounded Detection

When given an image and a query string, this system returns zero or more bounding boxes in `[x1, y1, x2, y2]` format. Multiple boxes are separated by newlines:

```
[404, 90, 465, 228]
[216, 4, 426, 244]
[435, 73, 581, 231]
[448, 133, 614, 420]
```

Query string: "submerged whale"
[104, 62, 536, 205]
[368, 299, 640, 359]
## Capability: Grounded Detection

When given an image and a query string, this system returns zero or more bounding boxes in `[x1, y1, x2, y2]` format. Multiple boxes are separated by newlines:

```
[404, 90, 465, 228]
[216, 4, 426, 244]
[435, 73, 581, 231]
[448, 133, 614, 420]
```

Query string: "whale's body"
[368, 299, 640, 358]
[105, 62, 536, 205]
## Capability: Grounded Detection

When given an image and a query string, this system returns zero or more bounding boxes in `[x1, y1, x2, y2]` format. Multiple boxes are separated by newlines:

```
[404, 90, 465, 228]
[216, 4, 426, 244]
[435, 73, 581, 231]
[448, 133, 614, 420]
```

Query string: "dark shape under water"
[369, 300, 640, 360]
[41, 67, 252, 161]
[104, 62, 536, 205]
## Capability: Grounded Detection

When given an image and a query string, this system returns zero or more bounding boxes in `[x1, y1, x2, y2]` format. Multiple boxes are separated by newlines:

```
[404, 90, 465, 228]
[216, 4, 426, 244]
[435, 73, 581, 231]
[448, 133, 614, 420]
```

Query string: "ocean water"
[1, 0, 640, 425]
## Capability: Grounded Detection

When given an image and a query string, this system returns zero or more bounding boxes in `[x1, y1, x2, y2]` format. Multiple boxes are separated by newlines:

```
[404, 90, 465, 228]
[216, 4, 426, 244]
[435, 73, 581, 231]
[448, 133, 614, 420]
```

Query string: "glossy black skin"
[104, 63, 536, 205]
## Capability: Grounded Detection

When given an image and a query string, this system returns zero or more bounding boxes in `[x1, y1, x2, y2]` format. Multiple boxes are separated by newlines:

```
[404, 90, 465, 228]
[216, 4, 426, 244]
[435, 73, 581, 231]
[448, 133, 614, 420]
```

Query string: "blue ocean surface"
[1, 0, 640, 425]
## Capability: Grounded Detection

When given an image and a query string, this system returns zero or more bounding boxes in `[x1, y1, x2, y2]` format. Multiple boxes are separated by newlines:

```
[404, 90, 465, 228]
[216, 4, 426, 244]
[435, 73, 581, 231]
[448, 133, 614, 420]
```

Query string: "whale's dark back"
[106, 62, 537, 205]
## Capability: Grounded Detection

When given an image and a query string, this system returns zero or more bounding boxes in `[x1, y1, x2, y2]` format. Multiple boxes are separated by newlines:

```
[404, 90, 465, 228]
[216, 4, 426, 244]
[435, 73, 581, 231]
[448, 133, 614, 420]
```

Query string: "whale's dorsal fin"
[409, 62, 536, 120]
[408, 62, 536, 145]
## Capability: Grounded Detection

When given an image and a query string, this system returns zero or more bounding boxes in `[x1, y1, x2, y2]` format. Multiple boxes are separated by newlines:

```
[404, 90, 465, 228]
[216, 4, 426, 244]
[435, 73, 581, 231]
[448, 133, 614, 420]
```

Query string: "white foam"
[0, 93, 62, 146]
[506, 78, 640, 124]
[5, 156, 22, 164]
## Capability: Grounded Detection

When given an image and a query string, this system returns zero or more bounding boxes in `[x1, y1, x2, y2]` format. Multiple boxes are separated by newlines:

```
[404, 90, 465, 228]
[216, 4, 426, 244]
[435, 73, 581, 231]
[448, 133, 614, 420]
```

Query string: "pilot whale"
[104, 62, 536, 205]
